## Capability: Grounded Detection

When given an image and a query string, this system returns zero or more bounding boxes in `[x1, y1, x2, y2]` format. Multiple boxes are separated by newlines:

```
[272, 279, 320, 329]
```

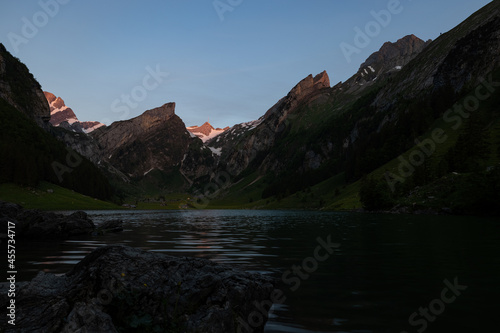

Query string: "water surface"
[15, 210, 500, 332]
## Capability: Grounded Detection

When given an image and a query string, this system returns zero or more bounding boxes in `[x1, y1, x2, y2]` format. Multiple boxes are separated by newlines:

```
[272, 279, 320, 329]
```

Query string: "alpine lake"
[15, 210, 500, 332]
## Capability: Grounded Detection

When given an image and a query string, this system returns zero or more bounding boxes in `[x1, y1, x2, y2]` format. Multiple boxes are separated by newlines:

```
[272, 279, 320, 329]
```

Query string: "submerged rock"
[0, 245, 275, 332]
[95, 219, 124, 234]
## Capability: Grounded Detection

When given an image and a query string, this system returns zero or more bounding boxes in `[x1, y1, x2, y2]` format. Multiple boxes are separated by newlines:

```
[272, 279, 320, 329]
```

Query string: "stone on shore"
[0, 245, 275, 332]
[0, 201, 123, 239]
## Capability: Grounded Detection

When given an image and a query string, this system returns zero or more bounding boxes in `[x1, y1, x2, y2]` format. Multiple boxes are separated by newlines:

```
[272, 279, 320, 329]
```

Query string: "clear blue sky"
[0, 0, 492, 128]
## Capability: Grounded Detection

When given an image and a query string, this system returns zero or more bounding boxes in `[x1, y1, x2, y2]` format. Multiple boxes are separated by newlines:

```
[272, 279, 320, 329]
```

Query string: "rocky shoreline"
[0, 201, 122, 239]
[0, 245, 275, 332]
[350, 205, 452, 215]
[1, 201, 275, 332]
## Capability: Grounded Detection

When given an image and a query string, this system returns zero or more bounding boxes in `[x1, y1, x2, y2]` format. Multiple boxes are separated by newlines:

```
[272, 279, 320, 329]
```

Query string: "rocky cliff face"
[44, 91, 105, 133]
[433, 16, 500, 93]
[197, 2, 500, 205]
[282, 70, 330, 109]
[209, 71, 331, 177]
[361, 34, 430, 71]
[92, 103, 194, 178]
[42, 91, 107, 167]
[3, 2, 496, 205]
[377, 3, 500, 105]
[0, 43, 50, 125]
[341, 3, 500, 184]
[340, 8, 500, 153]
[343, 35, 431, 93]
[43, 99, 216, 187]
[45, 91, 78, 125]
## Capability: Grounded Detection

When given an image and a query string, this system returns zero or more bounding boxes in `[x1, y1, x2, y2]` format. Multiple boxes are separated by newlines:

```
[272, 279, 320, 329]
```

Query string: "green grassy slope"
[314, 75, 500, 213]
[0, 182, 121, 210]
[207, 63, 500, 215]
[204, 2, 500, 215]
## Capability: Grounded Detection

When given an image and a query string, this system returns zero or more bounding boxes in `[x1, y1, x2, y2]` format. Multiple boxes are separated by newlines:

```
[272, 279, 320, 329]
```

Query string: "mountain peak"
[289, 70, 330, 101]
[44, 91, 78, 126]
[187, 121, 227, 142]
[44, 91, 105, 133]
[314, 70, 330, 87]
[141, 102, 176, 121]
[343, 34, 431, 93]
[43, 91, 57, 104]
[360, 34, 430, 71]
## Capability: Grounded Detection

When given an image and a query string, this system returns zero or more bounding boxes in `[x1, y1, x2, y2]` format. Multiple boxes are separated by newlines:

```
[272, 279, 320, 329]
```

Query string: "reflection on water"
[15, 210, 500, 332]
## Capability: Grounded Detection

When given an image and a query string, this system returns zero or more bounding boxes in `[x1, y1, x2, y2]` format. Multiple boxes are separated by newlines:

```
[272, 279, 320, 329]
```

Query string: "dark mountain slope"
[343, 34, 431, 94]
[0, 98, 112, 199]
[91, 102, 216, 181]
[200, 34, 429, 202]
[378, 1, 500, 104]
[202, 1, 500, 214]
[0, 43, 50, 125]
[0, 44, 113, 200]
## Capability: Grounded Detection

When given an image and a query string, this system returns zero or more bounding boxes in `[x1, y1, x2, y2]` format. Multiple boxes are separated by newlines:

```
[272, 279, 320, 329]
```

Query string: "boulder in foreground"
[0, 245, 275, 332]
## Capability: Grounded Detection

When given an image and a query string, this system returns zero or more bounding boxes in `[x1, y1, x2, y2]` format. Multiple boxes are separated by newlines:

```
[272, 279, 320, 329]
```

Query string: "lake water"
[15, 210, 500, 332]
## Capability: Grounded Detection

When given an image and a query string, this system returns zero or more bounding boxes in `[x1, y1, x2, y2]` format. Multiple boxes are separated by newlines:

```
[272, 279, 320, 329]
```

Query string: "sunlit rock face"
[44, 91, 105, 133]
[187, 122, 228, 142]
[208, 71, 332, 177]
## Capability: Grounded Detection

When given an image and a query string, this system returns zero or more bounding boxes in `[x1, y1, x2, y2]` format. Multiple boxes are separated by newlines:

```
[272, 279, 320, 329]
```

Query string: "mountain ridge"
[0, 44, 113, 200]
[44, 91, 105, 133]
[342, 34, 431, 94]
[194, 2, 500, 213]
[91, 103, 187, 178]
[1, 1, 500, 214]
[187, 122, 229, 142]
[0, 43, 50, 125]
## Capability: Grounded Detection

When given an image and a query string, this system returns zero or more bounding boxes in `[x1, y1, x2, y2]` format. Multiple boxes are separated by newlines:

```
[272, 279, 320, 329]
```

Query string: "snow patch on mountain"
[144, 168, 155, 176]
[187, 122, 228, 143]
[83, 122, 105, 133]
[241, 118, 263, 130]
[44, 91, 105, 133]
[209, 147, 222, 156]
